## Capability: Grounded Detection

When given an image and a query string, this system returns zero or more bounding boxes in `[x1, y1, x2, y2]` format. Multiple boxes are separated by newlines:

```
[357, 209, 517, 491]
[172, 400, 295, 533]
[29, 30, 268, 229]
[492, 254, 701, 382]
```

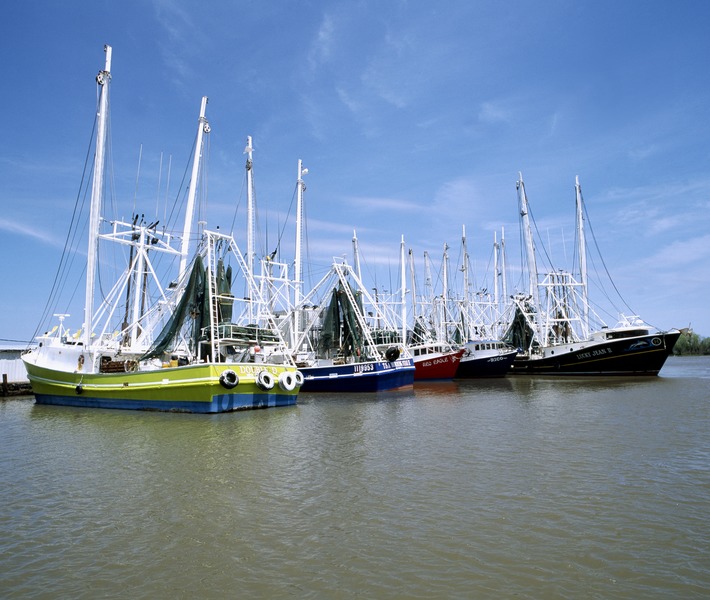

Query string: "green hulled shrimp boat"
[22, 45, 302, 412]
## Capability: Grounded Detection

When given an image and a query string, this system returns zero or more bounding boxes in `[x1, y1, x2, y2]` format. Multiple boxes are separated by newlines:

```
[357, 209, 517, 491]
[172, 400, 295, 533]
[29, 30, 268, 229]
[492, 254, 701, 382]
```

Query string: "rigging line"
[199, 135, 210, 232]
[229, 170, 246, 237]
[571, 186, 580, 277]
[529, 205, 555, 272]
[31, 110, 99, 343]
[262, 176, 270, 263]
[515, 207, 527, 293]
[133, 143, 143, 215]
[272, 182, 298, 257]
[99, 97, 121, 309]
[0, 337, 32, 344]
[451, 238, 465, 298]
[583, 202, 636, 316]
[156, 152, 163, 220]
[585, 245, 616, 310]
[303, 196, 314, 295]
[163, 154, 172, 225]
[62, 262, 87, 319]
[253, 177, 269, 261]
[104, 93, 119, 225]
[54, 181, 91, 316]
[481, 240, 497, 296]
[165, 132, 196, 235]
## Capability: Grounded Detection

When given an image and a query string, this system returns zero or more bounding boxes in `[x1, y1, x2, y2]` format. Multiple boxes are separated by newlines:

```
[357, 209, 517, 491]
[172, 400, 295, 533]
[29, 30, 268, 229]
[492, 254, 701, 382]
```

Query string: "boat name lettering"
[354, 363, 375, 373]
[488, 356, 507, 362]
[592, 347, 612, 357]
[577, 347, 612, 361]
[236, 365, 277, 375]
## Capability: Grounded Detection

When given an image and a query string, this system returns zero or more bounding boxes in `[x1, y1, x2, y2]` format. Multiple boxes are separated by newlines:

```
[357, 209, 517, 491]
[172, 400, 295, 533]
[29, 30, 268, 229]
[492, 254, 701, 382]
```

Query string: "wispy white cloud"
[628, 143, 661, 161]
[332, 85, 383, 138]
[302, 215, 355, 237]
[153, 0, 192, 42]
[359, 30, 412, 110]
[0, 218, 64, 247]
[429, 177, 523, 232]
[599, 179, 710, 241]
[336, 87, 362, 116]
[308, 13, 336, 72]
[636, 234, 710, 270]
[341, 195, 419, 212]
[152, 0, 199, 88]
[603, 179, 710, 204]
[478, 101, 511, 124]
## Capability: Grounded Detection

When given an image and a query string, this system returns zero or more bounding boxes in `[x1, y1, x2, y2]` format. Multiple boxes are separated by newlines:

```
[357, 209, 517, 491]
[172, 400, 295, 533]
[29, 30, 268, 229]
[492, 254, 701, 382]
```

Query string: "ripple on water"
[1, 361, 709, 598]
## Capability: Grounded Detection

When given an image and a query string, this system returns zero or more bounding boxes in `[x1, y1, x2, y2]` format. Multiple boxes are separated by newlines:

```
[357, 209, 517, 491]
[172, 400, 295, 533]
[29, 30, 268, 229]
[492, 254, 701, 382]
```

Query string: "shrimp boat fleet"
[21, 46, 681, 412]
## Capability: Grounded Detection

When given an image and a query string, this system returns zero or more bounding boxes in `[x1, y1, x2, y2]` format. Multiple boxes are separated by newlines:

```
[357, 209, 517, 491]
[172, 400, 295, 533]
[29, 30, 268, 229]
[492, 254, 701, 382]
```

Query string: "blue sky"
[1, 0, 709, 343]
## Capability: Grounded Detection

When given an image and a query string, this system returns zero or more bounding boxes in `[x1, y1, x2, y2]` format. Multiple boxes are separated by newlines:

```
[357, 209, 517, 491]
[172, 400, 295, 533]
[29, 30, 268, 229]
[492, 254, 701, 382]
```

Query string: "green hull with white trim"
[23, 358, 299, 413]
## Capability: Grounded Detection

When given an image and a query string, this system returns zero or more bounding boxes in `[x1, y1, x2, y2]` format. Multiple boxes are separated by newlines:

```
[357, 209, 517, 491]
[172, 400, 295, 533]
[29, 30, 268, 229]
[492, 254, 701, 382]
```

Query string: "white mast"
[517, 173, 539, 304]
[129, 227, 147, 345]
[441, 243, 450, 342]
[294, 160, 307, 302]
[293, 159, 307, 347]
[499, 226, 508, 337]
[245, 136, 255, 276]
[84, 44, 112, 348]
[422, 250, 434, 338]
[500, 226, 507, 302]
[575, 176, 589, 332]
[493, 231, 499, 306]
[399, 235, 407, 345]
[517, 173, 543, 339]
[408, 248, 417, 320]
[462, 225, 470, 300]
[352, 229, 362, 282]
[178, 96, 209, 282]
[461, 226, 471, 340]
[442, 243, 449, 305]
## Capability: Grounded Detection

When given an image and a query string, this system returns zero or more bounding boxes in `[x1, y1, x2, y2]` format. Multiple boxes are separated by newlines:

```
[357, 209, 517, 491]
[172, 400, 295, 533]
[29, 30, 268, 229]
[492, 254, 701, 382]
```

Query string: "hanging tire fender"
[278, 371, 296, 392]
[256, 370, 275, 391]
[219, 369, 239, 389]
[385, 346, 400, 362]
[294, 370, 305, 387]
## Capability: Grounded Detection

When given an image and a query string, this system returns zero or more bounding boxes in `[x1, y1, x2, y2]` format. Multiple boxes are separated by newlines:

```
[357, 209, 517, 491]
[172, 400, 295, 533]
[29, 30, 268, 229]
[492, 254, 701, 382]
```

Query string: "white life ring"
[219, 369, 239, 389]
[256, 370, 275, 391]
[278, 371, 296, 391]
[294, 370, 305, 387]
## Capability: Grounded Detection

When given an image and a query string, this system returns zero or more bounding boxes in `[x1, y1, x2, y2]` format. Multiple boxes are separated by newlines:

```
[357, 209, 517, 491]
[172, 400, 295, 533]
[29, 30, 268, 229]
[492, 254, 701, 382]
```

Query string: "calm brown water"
[1, 356, 709, 599]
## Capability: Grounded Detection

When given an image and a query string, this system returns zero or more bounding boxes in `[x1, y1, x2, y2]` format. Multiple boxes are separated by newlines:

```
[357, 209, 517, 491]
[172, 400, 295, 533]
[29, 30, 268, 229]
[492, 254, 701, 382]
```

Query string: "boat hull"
[22, 359, 299, 413]
[510, 331, 681, 376]
[299, 358, 415, 392]
[414, 349, 465, 380]
[456, 349, 517, 378]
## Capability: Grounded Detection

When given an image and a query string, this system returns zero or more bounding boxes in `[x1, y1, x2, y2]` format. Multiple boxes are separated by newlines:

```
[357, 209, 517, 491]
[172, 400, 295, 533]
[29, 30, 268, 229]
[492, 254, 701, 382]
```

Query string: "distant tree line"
[673, 332, 710, 355]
